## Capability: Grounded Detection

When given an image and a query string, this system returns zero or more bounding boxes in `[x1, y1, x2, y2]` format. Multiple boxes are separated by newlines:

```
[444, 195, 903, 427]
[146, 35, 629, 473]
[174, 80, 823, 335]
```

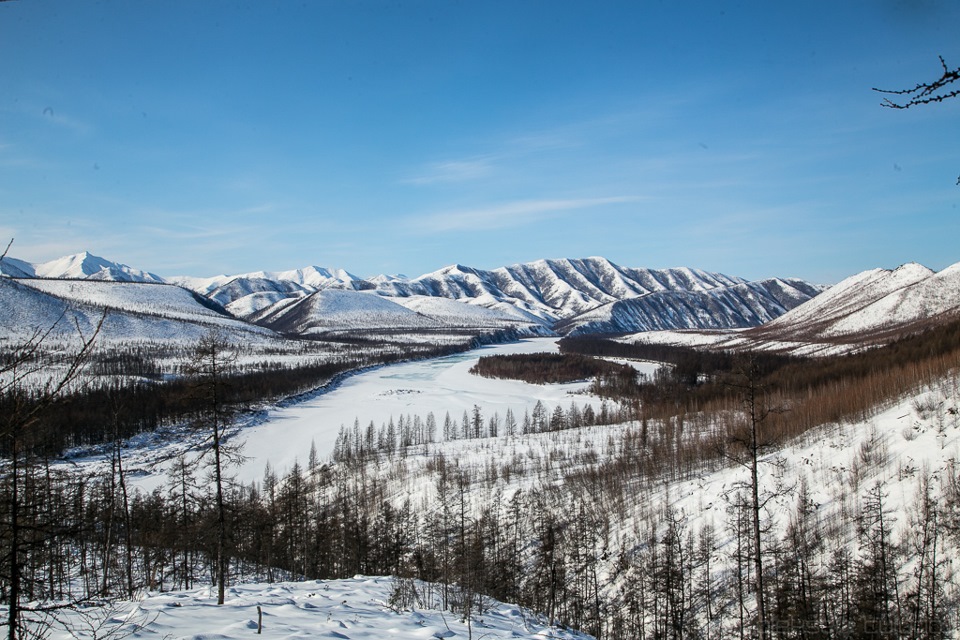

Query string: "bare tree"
[182, 332, 243, 606]
[0, 310, 104, 639]
[722, 355, 786, 640]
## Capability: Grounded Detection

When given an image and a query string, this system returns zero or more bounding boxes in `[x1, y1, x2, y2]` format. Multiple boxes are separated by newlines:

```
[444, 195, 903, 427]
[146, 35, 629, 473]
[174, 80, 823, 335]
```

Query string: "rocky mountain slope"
[0, 251, 827, 339]
[622, 261, 960, 356]
[750, 261, 960, 342]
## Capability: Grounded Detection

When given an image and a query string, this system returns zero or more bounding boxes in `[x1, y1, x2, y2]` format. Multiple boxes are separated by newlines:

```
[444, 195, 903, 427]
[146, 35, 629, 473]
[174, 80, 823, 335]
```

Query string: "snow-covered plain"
[69, 338, 658, 490]
[46, 576, 593, 640]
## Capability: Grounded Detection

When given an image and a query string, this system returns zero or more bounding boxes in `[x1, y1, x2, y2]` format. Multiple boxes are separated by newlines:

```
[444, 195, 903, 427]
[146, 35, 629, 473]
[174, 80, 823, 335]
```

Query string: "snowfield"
[0, 277, 278, 347]
[66, 338, 659, 490]
[46, 576, 594, 640]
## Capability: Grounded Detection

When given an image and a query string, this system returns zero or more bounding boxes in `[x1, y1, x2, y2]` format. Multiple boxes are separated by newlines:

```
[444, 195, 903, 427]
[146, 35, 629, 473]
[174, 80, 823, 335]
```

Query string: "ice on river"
[233, 338, 641, 484]
[74, 338, 658, 491]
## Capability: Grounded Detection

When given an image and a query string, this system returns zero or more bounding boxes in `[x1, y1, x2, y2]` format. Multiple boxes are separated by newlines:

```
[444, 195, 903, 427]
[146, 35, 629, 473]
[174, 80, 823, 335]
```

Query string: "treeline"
[559, 335, 799, 387]
[470, 352, 637, 385]
[566, 322, 960, 439]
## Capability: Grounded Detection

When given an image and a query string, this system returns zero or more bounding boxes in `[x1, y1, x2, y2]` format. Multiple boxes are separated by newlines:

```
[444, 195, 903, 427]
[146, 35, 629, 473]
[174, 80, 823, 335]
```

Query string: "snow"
[761, 261, 956, 341]
[824, 262, 960, 337]
[256, 289, 445, 334]
[64, 338, 615, 490]
[21, 279, 229, 323]
[46, 577, 593, 640]
[225, 290, 303, 318]
[10, 278, 277, 344]
[230, 338, 598, 481]
[389, 294, 538, 327]
[310, 368, 960, 636]
[31, 251, 165, 283]
[248, 265, 361, 289]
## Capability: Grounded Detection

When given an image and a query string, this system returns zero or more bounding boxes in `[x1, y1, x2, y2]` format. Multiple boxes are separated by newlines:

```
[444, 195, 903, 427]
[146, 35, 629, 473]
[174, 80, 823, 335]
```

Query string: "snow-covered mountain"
[1, 251, 165, 283]
[619, 261, 960, 356]
[250, 289, 448, 335]
[749, 261, 960, 344]
[289, 258, 756, 321]
[1, 251, 829, 338]
[0, 276, 275, 345]
[556, 277, 822, 335]
[170, 265, 362, 297]
[170, 256, 823, 335]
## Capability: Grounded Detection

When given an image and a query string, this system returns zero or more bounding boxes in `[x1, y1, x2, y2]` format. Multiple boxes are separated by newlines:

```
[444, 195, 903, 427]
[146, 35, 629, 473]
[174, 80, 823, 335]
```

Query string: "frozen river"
[233, 337, 612, 484]
[105, 337, 658, 490]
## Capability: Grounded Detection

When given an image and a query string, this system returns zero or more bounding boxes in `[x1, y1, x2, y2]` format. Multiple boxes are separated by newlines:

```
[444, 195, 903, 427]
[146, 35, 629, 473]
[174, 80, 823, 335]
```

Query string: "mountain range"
[2, 251, 958, 347]
[0, 252, 827, 339]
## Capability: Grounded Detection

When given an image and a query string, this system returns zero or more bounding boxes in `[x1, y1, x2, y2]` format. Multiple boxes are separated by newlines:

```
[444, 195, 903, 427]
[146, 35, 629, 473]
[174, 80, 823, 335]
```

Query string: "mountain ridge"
[0, 250, 843, 339]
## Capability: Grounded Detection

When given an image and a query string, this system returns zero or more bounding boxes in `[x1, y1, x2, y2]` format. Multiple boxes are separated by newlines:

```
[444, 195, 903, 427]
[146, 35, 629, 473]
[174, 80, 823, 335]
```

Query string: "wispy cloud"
[402, 157, 496, 185]
[407, 196, 642, 233]
[38, 106, 94, 137]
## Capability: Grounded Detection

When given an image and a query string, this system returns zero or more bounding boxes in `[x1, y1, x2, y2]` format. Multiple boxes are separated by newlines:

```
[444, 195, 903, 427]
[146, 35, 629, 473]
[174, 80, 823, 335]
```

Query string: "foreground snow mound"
[49, 577, 594, 640]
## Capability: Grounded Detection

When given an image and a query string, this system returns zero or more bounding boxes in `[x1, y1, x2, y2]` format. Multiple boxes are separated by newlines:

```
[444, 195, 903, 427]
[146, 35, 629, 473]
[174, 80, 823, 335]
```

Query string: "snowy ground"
[46, 576, 594, 640]
[65, 338, 660, 490]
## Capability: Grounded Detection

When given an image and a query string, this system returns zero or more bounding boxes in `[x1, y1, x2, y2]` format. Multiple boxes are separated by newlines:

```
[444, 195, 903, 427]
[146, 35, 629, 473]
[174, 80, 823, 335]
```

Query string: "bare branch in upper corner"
[873, 55, 960, 109]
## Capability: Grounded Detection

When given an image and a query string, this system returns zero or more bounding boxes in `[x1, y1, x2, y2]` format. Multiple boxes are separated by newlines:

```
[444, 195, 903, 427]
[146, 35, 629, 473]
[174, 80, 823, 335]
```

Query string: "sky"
[1, 1, 958, 284]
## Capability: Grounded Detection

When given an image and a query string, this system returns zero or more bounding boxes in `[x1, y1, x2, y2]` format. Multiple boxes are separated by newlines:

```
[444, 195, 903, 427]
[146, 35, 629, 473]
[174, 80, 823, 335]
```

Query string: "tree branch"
[873, 55, 960, 109]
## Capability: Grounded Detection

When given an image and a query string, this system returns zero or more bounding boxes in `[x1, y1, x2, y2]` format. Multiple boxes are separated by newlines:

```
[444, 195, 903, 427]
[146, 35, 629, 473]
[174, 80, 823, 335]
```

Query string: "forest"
[469, 351, 637, 384]
[2, 319, 960, 639]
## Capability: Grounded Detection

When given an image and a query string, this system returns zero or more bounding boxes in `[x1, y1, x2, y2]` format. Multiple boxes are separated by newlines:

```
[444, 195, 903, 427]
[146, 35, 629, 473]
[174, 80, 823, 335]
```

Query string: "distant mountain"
[620, 261, 960, 357]
[169, 265, 361, 297]
[748, 261, 960, 344]
[1, 251, 165, 283]
[174, 256, 818, 335]
[0, 277, 274, 346]
[2, 251, 826, 338]
[371, 258, 750, 322]
[556, 278, 823, 335]
[250, 289, 447, 335]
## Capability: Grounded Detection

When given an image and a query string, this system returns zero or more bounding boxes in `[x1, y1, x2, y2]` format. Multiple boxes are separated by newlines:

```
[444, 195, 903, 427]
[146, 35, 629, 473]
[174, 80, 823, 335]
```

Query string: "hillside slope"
[618, 260, 960, 356]
[556, 277, 820, 335]
[1, 277, 276, 345]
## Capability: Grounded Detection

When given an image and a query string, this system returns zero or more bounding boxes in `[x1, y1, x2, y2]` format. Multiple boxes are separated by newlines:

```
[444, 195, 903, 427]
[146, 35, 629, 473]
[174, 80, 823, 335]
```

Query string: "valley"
[1, 250, 960, 640]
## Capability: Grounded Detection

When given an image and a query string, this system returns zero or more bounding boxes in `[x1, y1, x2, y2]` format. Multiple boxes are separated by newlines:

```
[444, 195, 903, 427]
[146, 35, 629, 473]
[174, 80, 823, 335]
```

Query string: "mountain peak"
[31, 251, 166, 283]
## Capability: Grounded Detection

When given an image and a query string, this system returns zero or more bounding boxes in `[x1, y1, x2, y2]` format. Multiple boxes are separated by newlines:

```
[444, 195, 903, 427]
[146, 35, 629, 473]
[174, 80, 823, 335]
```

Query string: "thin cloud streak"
[408, 196, 643, 233]
[402, 157, 496, 185]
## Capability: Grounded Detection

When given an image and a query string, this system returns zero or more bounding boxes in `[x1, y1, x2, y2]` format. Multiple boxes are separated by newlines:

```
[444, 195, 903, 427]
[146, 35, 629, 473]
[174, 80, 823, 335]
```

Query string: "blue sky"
[1, 1, 958, 283]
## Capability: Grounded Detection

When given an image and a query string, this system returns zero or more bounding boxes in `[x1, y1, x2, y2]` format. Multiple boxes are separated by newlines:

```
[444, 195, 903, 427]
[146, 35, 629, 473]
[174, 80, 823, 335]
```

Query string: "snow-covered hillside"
[556, 277, 820, 335]
[250, 289, 450, 335]
[615, 261, 960, 356]
[754, 261, 960, 341]
[46, 577, 593, 640]
[2, 277, 276, 345]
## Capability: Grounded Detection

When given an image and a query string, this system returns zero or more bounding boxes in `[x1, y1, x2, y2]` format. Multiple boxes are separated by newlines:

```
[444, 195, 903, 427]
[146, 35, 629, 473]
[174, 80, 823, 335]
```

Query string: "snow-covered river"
[100, 338, 658, 490]
[232, 337, 608, 484]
